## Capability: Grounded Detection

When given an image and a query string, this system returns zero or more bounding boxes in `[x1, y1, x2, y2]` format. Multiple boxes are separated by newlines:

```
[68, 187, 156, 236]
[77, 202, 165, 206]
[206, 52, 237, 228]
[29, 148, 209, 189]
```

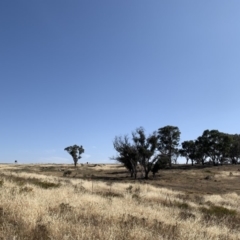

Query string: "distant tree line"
[179, 130, 240, 166]
[112, 126, 240, 179]
[64, 127, 240, 176]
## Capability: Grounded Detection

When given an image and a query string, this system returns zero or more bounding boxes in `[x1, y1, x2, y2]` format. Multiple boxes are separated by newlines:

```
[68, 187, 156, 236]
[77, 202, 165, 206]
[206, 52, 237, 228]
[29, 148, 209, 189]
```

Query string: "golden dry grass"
[0, 163, 240, 239]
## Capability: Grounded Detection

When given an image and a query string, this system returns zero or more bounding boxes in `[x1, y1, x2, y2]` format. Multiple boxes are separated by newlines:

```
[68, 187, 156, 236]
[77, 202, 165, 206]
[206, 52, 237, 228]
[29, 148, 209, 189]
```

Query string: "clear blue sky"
[1, 1, 240, 164]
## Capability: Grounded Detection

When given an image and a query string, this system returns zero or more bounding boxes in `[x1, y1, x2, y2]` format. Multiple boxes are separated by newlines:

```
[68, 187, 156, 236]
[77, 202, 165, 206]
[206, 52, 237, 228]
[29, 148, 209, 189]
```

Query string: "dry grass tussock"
[0, 164, 240, 239]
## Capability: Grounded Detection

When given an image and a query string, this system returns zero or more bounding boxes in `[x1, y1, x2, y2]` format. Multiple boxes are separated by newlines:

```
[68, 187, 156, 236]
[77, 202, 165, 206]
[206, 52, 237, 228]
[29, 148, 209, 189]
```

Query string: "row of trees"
[112, 126, 240, 179]
[180, 130, 240, 166]
[64, 127, 240, 178]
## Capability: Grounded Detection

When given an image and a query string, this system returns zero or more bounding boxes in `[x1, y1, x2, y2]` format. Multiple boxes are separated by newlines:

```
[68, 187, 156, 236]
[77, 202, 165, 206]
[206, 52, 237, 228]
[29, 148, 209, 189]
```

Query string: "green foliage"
[229, 134, 240, 164]
[157, 126, 181, 166]
[199, 130, 231, 165]
[179, 140, 196, 165]
[181, 129, 237, 166]
[193, 136, 208, 165]
[64, 144, 84, 167]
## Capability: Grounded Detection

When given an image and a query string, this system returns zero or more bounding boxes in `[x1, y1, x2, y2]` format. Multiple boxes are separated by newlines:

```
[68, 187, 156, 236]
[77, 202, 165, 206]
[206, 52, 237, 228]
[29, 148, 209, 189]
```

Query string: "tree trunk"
[130, 160, 137, 178]
[231, 158, 236, 164]
[212, 158, 216, 166]
[74, 158, 77, 167]
[169, 154, 172, 167]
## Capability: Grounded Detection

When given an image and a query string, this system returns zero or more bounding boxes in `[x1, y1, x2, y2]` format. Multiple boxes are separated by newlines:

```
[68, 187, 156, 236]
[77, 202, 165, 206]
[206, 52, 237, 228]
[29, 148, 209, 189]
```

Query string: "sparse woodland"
[0, 126, 240, 239]
[112, 125, 240, 179]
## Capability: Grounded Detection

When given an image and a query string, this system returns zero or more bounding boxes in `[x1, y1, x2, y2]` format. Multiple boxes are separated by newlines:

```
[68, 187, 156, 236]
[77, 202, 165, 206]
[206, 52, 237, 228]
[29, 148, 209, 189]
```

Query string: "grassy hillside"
[0, 164, 240, 239]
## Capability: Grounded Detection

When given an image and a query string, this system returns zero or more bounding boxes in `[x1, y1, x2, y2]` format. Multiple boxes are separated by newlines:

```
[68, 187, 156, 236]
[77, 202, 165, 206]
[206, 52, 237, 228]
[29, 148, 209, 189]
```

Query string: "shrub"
[63, 170, 72, 177]
[74, 184, 87, 193]
[19, 186, 34, 194]
[126, 185, 133, 193]
[174, 201, 190, 210]
[178, 211, 196, 220]
[101, 191, 124, 198]
[36, 181, 60, 189]
[0, 179, 3, 187]
[31, 223, 50, 240]
[201, 205, 237, 219]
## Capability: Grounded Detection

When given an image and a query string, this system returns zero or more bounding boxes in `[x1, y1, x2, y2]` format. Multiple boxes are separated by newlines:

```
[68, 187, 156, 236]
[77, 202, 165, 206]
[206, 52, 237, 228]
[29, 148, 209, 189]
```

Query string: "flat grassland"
[0, 163, 240, 239]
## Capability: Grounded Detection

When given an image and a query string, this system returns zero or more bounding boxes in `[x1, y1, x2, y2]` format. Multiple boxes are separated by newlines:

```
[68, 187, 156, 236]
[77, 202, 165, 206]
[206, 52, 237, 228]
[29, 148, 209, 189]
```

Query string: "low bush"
[200, 205, 236, 218]
[0, 179, 3, 187]
[32, 181, 60, 189]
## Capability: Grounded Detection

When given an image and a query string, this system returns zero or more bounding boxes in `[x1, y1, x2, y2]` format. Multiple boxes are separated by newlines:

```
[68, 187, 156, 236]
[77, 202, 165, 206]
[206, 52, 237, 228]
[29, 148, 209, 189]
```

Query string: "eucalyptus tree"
[64, 145, 84, 167]
[113, 127, 160, 179]
[200, 130, 219, 165]
[179, 140, 196, 165]
[132, 127, 159, 179]
[228, 134, 240, 164]
[217, 133, 232, 164]
[200, 130, 231, 165]
[157, 126, 181, 167]
[151, 155, 169, 177]
[194, 136, 208, 165]
[112, 135, 138, 178]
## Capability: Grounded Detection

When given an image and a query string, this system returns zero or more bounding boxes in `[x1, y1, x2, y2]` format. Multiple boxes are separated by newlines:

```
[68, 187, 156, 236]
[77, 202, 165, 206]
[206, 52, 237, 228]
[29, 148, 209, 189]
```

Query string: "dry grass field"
[0, 163, 240, 239]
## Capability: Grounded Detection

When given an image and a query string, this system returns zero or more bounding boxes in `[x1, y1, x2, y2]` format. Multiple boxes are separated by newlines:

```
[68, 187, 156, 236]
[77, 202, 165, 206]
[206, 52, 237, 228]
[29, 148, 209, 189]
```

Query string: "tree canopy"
[113, 125, 240, 179]
[178, 130, 240, 166]
[112, 135, 138, 178]
[64, 145, 84, 167]
[112, 126, 176, 179]
[157, 126, 181, 167]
